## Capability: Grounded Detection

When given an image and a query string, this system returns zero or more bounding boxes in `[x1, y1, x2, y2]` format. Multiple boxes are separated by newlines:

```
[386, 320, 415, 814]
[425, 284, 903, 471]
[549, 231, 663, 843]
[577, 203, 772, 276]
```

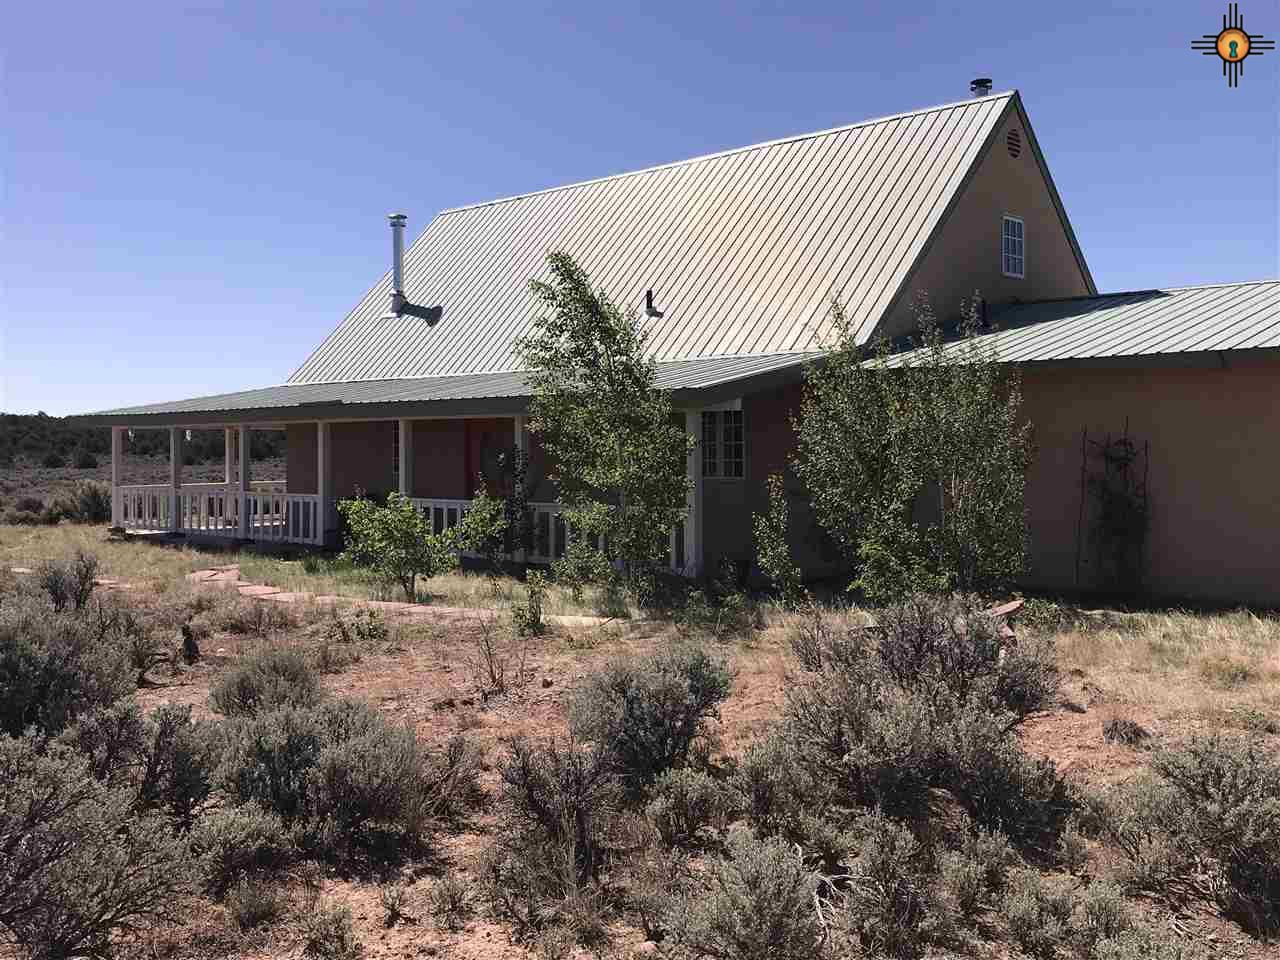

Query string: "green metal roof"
[78, 351, 820, 425]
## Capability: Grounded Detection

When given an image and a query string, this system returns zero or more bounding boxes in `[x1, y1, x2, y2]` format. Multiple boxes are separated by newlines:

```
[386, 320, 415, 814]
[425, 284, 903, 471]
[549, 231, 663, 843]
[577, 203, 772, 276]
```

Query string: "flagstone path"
[9, 563, 614, 629]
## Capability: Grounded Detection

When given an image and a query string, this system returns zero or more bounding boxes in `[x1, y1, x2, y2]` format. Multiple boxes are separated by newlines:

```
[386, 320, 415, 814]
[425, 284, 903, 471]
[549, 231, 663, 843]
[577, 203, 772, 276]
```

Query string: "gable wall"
[875, 106, 1091, 341]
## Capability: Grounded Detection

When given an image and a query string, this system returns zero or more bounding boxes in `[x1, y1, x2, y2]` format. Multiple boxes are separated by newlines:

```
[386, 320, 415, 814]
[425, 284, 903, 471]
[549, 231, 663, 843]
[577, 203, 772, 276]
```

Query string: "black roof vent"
[970, 77, 993, 97]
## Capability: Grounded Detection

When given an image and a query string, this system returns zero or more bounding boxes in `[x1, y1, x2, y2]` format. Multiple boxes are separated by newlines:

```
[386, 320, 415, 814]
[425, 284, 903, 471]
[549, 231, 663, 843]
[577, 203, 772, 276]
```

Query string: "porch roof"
[75, 351, 820, 426]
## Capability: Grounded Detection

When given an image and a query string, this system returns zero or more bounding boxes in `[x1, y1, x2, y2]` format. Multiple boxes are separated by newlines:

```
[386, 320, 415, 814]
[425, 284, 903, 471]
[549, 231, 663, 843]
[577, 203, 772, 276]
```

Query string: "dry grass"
[0, 523, 638, 619]
[1047, 608, 1280, 725]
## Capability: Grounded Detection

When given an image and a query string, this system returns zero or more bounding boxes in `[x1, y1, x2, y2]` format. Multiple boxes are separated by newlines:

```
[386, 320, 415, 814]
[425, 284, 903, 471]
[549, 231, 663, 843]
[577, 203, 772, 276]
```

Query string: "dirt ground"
[114, 596, 1279, 960]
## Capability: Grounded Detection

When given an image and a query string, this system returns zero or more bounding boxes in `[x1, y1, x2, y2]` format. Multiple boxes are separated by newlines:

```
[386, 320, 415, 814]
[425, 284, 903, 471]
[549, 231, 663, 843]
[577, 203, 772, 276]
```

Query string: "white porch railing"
[409, 497, 686, 570]
[119, 484, 172, 532]
[118, 484, 323, 546]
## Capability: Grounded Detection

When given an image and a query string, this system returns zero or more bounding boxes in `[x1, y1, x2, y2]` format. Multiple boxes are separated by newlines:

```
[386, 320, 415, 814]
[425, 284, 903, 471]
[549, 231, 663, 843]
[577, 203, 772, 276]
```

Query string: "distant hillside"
[0, 413, 285, 468]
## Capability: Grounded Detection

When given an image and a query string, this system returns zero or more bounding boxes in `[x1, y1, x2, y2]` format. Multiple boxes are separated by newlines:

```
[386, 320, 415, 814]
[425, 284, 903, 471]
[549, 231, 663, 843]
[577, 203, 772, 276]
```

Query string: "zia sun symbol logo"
[1191, 3, 1274, 87]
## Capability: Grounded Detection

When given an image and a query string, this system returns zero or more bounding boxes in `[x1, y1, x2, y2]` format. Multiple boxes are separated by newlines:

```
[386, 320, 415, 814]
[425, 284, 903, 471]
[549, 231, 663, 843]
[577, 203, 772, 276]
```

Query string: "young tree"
[793, 296, 1031, 602]
[337, 492, 458, 601]
[515, 253, 694, 580]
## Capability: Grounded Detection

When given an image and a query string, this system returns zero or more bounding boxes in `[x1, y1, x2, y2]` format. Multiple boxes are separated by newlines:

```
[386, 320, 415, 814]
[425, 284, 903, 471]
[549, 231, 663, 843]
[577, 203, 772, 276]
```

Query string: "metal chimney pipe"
[389, 213, 407, 296]
[970, 77, 993, 97]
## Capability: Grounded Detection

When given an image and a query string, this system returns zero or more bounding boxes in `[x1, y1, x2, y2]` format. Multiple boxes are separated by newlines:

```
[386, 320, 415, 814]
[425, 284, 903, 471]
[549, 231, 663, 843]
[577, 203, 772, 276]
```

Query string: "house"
[81, 88, 1280, 606]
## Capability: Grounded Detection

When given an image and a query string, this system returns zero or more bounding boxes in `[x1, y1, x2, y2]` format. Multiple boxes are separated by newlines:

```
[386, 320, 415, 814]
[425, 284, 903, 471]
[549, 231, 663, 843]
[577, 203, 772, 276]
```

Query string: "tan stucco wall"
[1020, 359, 1280, 606]
[876, 105, 1092, 341]
[704, 360, 1280, 607]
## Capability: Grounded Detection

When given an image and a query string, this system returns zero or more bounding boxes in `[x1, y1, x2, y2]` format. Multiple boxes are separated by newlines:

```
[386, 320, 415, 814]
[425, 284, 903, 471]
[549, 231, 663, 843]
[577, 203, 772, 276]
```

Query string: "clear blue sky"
[2, 1, 1277, 415]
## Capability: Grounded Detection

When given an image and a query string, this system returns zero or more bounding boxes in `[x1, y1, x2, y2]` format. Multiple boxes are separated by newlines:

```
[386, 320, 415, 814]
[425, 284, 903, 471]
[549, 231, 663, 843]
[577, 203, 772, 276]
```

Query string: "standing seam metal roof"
[897, 281, 1280, 364]
[287, 92, 1017, 385]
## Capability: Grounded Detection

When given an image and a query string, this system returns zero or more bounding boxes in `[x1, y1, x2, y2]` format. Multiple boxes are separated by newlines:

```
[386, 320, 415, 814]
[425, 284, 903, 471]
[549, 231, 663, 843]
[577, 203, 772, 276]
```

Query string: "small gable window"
[1002, 215, 1025, 279]
[701, 410, 745, 479]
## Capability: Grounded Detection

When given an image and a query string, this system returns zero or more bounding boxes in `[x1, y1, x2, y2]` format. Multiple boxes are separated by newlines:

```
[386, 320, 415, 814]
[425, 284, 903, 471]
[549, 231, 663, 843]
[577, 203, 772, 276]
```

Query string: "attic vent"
[1006, 128, 1022, 158]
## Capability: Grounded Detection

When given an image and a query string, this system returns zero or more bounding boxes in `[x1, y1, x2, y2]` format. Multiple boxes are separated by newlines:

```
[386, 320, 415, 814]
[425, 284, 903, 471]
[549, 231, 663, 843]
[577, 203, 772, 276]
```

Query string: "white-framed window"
[701, 410, 745, 479]
[1002, 215, 1025, 279]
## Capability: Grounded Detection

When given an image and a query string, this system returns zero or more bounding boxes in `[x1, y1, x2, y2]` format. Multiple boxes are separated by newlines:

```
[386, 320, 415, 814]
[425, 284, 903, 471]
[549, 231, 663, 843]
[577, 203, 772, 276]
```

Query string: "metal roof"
[83, 351, 820, 422]
[288, 92, 1020, 385]
[956, 280, 1280, 363]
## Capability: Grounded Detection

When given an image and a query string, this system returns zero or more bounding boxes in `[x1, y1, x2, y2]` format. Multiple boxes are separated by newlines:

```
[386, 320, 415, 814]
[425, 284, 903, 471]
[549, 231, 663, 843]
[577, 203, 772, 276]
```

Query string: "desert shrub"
[752, 472, 806, 608]
[938, 826, 1016, 919]
[875, 592, 1058, 722]
[0, 737, 197, 958]
[1101, 734, 1280, 934]
[337, 491, 458, 601]
[1152, 734, 1280, 934]
[323, 607, 388, 645]
[216, 699, 473, 861]
[646, 767, 737, 846]
[379, 882, 414, 928]
[226, 877, 286, 930]
[426, 875, 471, 931]
[0, 593, 132, 736]
[1103, 717, 1151, 746]
[190, 802, 297, 895]
[467, 615, 529, 697]
[1093, 924, 1208, 960]
[62, 700, 214, 826]
[74, 449, 100, 469]
[1057, 816, 1090, 873]
[665, 830, 823, 960]
[568, 644, 733, 794]
[37, 550, 99, 611]
[938, 704, 1075, 846]
[1001, 867, 1076, 959]
[302, 902, 363, 960]
[513, 569, 547, 636]
[50, 479, 110, 523]
[42, 450, 66, 468]
[498, 737, 620, 884]
[4, 507, 44, 525]
[835, 810, 954, 959]
[780, 603, 1072, 847]
[1076, 880, 1133, 950]
[209, 645, 323, 716]
[15, 494, 45, 514]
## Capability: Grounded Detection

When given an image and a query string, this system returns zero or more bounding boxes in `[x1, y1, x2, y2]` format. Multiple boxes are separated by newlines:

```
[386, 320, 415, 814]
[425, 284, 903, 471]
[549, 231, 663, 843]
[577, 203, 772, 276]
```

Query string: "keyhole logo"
[1191, 3, 1274, 87]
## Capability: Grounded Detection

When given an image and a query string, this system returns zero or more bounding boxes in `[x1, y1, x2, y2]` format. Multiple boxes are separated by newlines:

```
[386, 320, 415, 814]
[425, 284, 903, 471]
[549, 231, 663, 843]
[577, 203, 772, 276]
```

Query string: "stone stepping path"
[178, 565, 616, 629]
[9, 562, 620, 629]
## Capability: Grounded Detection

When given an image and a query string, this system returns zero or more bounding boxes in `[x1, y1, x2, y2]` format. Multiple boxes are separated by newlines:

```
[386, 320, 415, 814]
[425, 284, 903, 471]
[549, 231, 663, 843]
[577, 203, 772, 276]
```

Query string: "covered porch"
[109, 414, 704, 572]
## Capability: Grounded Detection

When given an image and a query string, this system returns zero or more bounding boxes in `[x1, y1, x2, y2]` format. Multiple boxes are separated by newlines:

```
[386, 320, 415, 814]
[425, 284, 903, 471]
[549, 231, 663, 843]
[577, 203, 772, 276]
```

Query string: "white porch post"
[684, 411, 703, 576]
[514, 415, 528, 563]
[169, 427, 184, 533]
[398, 418, 413, 496]
[317, 422, 331, 545]
[110, 427, 124, 527]
[237, 425, 251, 539]
[223, 427, 235, 483]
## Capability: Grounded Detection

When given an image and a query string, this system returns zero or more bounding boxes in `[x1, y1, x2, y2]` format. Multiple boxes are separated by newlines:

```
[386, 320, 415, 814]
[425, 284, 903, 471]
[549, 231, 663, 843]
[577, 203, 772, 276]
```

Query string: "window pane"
[722, 410, 744, 479]
[701, 411, 719, 477]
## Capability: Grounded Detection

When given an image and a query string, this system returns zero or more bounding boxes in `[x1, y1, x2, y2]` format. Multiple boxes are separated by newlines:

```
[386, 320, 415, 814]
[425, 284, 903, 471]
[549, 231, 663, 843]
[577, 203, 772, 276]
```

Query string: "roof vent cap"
[970, 77, 993, 97]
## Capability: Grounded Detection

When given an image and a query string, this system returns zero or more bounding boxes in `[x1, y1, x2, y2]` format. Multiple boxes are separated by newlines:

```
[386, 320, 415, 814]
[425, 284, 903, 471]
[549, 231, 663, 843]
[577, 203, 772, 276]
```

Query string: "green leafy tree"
[752, 472, 806, 608]
[515, 253, 694, 580]
[337, 492, 458, 601]
[794, 296, 1031, 602]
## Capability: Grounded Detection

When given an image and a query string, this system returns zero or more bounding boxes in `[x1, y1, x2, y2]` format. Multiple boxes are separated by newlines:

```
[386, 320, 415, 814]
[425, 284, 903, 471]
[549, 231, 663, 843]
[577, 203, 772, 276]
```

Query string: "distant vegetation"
[0, 413, 285, 469]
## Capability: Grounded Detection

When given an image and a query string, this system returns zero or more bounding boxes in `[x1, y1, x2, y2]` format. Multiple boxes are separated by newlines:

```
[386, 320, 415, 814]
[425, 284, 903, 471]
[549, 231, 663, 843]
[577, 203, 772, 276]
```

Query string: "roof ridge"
[434, 91, 1018, 217]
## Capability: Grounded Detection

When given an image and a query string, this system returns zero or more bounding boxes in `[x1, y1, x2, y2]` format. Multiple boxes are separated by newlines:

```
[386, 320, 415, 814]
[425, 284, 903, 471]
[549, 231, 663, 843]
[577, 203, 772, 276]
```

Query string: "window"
[391, 420, 400, 479]
[1002, 215, 1025, 279]
[701, 409, 745, 479]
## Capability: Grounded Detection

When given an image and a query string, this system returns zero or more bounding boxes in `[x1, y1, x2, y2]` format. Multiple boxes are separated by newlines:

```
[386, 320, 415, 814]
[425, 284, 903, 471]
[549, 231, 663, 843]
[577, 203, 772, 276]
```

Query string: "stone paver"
[237, 584, 282, 598]
[14, 563, 618, 629]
